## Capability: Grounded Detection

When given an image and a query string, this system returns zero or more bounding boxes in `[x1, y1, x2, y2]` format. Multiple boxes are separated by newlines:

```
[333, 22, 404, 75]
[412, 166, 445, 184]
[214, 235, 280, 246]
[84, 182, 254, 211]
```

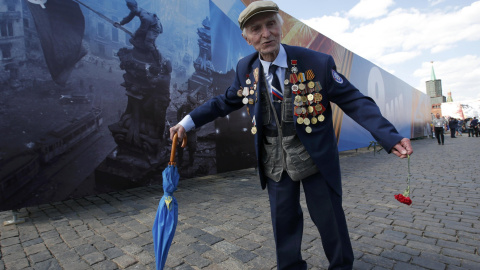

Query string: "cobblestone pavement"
[1, 136, 479, 270]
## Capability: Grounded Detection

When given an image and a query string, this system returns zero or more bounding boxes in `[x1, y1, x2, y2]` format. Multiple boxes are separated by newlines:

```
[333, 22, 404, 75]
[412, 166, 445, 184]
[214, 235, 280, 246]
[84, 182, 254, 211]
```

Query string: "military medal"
[318, 115, 325, 122]
[251, 116, 257, 135]
[298, 72, 306, 91]
[311, 117, 318, 125]
[291, 60, 298, 74]
[250, 89, 255, 95]
[237, 89, 243, 97]
[246, 75, 251, 85]
[297, 117, 304, 125]
[303, 117, 310, 126]
[305, 126, 312, 133]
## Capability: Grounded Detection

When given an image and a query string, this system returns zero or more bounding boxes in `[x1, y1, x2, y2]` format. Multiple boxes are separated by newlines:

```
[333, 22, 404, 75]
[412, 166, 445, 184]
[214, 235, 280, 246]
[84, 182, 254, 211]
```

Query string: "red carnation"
[394, 194, 412, 206]
[394, 155, 413, 206]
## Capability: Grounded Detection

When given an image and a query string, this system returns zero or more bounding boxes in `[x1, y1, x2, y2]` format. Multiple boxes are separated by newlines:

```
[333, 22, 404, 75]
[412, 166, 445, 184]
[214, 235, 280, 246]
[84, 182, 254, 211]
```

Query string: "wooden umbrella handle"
[169, 133, 187, 165]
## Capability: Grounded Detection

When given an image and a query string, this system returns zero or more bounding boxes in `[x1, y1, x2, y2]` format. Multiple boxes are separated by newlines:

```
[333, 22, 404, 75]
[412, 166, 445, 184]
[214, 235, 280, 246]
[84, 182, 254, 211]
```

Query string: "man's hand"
[170, 124, 186, 143]
[391, 138, 413, 158]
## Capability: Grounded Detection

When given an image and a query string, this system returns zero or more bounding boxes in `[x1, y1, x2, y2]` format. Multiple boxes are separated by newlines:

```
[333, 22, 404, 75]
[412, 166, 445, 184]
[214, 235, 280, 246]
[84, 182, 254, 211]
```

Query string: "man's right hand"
[170, 124, 186, 143]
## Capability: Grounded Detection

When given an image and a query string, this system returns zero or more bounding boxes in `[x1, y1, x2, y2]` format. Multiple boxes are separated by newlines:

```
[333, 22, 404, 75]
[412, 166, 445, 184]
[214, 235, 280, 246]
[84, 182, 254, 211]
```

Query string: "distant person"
[471, 117, 479, 137]
[465, 118, 473, 137]
[456, 118, 463, 136]
[432, 113, 447, 145]
[448, 117, 458, 138]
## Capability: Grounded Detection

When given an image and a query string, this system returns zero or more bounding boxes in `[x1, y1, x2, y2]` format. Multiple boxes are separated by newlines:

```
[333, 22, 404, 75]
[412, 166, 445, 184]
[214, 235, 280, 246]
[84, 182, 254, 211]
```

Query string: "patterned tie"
[269, 64, 283, 102]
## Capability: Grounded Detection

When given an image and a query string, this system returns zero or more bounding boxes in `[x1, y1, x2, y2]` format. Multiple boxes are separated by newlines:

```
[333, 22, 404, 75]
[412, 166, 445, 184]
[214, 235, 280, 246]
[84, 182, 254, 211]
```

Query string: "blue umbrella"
[153, 133, 186, 270]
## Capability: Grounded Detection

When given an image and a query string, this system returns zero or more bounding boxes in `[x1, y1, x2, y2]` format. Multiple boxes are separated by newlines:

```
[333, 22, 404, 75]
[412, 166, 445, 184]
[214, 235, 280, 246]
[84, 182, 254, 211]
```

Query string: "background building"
[426, 61, 446, 116]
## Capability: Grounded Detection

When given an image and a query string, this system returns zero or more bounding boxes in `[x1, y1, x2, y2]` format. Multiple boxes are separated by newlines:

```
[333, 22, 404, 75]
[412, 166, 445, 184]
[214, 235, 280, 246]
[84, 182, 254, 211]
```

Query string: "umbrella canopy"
[153, 133, 186, 270]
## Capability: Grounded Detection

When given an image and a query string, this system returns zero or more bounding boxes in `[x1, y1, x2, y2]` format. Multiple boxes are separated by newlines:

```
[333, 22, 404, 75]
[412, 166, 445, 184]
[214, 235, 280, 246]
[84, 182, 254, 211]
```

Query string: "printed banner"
[0, 0, 429, 211]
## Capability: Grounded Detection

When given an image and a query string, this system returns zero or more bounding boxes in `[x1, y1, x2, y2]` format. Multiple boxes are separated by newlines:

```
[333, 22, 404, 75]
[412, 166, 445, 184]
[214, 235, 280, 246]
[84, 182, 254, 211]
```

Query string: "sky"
[274, 0, 480, 102]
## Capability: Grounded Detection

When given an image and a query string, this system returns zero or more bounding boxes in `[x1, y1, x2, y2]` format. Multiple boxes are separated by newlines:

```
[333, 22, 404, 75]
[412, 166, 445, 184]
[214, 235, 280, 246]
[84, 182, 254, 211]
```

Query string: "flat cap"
[238, 1, 279, 30]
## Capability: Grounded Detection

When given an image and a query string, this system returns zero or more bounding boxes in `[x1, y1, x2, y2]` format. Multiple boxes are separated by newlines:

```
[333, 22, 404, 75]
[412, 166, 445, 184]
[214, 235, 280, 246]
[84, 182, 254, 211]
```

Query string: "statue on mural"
[114, 0, 163, 66]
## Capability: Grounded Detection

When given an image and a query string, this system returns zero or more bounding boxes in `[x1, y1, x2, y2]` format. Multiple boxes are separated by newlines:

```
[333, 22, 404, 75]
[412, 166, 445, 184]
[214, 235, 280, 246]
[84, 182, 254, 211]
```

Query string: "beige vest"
[260, 84, 318, 181]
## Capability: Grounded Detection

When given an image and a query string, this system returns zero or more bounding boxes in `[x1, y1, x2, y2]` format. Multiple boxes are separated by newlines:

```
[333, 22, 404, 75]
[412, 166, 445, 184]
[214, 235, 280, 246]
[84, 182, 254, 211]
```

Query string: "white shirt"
[179, 45, 288, 132]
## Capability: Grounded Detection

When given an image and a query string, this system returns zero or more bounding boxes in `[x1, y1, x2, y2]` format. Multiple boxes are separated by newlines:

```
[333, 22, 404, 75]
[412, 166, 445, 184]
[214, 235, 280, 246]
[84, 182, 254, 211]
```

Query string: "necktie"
[269, 64, 283, 102]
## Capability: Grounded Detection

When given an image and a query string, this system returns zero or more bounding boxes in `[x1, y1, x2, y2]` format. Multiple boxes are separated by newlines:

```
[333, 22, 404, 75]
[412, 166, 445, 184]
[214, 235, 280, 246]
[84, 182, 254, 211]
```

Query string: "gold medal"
[302, 96, 308, 103]
[311, 117, 318, 124]
[295, 95, 302, 103]
[297, 117, 304, 125]
[251, 126, 257, 134]
[307, 94, 314, 101]
[304, 118, 310, 125]
[250, 89, 255, 95]
[315, 93, 323, 102]
[295, 107, 303, 115]
[299, 83, 306, 90]
[318, 115, 325, 122]
[308, 106, 314, 114]
[308, 81, 315, 89]
[305, 126, 312, 133]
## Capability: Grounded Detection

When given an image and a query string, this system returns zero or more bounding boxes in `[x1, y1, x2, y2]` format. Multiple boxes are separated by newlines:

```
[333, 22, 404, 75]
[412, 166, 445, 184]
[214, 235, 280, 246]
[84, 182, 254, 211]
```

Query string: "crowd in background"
[432, 115, 479, 138]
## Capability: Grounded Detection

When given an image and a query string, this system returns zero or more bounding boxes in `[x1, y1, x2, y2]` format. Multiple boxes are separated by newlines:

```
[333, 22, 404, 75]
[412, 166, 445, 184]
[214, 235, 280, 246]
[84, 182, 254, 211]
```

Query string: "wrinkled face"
[242, 12, 282, 62]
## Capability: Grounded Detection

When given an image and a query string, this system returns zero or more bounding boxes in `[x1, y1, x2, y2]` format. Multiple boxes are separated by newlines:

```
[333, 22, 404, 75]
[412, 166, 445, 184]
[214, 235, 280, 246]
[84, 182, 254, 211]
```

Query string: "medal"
[291, 84, 299, 94]
[248, 98, 254, 104]
[307, 94, 314, 101]
[297, 117, 304, 125]
[308, 106, 314, 114]
[251, 116, 257, 134]
[243, 87, 249, 96]
[303, 118, 310, 125]
[305, 69, 315, 81]
[318, 115, 325, 122]
[315, 81, 322, 92]
[299, 83, 306, 91]
[237, 89, 243, 97]
[254, 68, 259, 83]
[308, 81, 315, 89]
[314, 93, 322, 102]
[250, 89, 255, 95]
[305, 126, 312, 133]
[284, 79, 289, 85]
[242, 97, 248, 104]
[311, 117, 318, 124]
[291, 60, 298, 74]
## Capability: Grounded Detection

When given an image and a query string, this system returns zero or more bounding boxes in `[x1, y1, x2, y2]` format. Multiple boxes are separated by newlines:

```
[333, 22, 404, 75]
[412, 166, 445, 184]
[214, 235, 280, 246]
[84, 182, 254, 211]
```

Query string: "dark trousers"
[474, 127, 479, 137]
[468, 129, 474, 137]
[434, 127, 444, 144]
[267, 172, 354, 270]
[450, 128, 456, 138]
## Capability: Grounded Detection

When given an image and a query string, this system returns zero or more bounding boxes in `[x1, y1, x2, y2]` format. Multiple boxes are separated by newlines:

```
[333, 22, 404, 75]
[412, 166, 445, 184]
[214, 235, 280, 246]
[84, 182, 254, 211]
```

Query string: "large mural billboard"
[0, 0, 430, 211]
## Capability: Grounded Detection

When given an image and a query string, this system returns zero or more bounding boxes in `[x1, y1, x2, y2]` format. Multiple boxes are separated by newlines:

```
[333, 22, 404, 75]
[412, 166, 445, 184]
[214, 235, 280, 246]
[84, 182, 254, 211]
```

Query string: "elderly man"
[170, 1, 413, 269]
[432, 113, 447, 145]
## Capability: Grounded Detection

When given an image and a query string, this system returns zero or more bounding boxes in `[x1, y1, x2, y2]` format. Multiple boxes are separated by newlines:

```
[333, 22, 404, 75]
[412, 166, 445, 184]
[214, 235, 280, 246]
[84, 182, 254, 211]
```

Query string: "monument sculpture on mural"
[97, 0, 171, 187]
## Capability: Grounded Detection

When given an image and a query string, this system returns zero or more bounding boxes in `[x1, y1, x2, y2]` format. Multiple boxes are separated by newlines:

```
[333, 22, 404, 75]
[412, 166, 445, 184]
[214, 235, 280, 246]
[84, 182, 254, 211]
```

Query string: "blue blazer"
[190, 44, 403, 196]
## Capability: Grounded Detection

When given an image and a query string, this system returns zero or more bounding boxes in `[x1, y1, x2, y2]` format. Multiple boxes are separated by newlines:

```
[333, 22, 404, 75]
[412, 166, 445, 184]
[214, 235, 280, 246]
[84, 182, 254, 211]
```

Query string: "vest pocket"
[282, 97, 293, 123]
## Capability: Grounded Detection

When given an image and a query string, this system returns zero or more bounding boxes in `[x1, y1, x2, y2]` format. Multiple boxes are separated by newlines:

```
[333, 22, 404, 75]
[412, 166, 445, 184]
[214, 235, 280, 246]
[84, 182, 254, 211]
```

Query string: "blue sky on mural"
[275, 0, 480, 102]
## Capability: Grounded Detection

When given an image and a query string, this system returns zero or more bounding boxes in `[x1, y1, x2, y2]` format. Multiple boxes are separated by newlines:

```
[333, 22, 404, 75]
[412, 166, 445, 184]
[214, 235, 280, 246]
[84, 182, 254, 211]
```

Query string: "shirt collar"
[259, 44, 287, 73]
